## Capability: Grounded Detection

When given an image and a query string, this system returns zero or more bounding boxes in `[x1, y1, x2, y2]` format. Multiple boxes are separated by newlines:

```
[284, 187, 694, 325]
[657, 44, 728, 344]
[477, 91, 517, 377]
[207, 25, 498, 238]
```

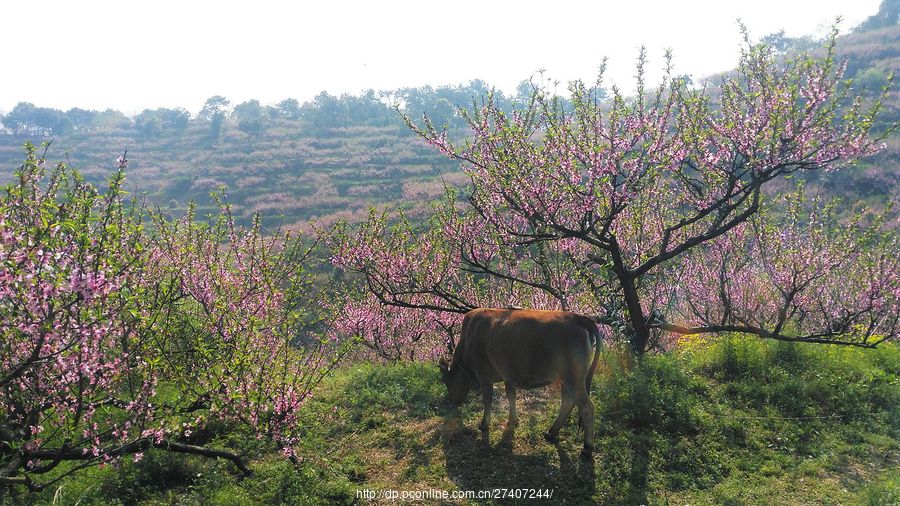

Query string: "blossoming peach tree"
[331, 30, 898, 357]
[0, 145, 347, 490]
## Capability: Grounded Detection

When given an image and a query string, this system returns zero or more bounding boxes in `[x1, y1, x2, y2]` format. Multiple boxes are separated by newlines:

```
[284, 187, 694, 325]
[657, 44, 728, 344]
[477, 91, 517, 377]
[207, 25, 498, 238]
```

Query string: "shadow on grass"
[356, 376, 655, 504]
[623, 431, 651, 505]
[439, 413, 597, 503]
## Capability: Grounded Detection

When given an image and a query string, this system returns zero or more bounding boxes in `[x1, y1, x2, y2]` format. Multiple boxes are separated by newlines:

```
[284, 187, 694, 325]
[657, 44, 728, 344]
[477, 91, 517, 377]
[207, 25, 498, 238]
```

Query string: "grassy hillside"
[803, 24, 900, 211]
[7, 337, 897, 505]
[0, 120, 463, 230]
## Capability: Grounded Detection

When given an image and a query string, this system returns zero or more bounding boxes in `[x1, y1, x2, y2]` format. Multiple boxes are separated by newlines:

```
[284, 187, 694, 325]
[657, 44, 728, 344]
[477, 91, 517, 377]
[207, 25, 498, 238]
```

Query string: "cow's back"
[459, 308, 596, 389]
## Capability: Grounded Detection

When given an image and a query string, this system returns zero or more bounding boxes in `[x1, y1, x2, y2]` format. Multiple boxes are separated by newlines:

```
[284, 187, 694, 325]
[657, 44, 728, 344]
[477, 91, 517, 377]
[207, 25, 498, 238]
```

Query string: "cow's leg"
[544, 387, 575, 444]
[575, 387, 596, 459]
[479, 385, 493, 432]
[505, 383, 518, 425]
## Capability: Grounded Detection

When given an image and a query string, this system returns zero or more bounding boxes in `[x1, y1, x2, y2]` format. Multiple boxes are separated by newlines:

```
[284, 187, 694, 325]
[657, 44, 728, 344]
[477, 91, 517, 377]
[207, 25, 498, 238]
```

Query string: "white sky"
[0, 0, 881, 115]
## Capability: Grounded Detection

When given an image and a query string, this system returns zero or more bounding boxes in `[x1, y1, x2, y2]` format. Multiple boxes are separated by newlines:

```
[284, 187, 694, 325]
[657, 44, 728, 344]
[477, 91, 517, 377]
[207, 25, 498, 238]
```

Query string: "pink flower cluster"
[1, 157, 157, 471]
[150, 206, 335, 457]
[2, 150, 342, 481]
[334, 33, 897, 355]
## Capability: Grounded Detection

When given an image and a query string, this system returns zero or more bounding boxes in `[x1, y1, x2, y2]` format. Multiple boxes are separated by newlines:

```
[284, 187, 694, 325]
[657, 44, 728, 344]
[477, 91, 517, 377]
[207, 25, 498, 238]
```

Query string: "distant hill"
[0, 120, 467, 230]
[0, 81, 521, 229]
[810, 22, 900, 210]
[1, 13, 897, 230]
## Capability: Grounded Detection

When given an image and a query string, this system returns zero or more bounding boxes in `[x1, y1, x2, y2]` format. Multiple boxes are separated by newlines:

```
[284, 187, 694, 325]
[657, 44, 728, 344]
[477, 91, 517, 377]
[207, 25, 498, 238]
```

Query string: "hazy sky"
[0, 0, 881, 115]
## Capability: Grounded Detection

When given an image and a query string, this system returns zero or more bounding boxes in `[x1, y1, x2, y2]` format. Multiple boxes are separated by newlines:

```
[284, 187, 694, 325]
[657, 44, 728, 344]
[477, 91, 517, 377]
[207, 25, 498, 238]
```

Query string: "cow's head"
[438, 357, 471, 406]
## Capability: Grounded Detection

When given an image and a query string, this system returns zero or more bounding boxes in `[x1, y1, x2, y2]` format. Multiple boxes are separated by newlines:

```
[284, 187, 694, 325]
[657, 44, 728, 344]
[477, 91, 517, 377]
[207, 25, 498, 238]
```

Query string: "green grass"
[4, 337, 899, 505]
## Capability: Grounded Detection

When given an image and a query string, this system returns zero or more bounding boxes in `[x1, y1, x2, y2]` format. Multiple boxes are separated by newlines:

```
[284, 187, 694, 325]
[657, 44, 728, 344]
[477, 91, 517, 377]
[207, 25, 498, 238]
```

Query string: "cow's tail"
[577, 324, 603, 432]
[586, 324, 603, 395]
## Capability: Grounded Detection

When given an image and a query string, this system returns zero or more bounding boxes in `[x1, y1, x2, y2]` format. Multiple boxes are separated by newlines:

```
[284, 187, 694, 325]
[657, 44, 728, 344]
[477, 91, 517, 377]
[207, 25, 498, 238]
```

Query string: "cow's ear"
[438, 357, 450, 371]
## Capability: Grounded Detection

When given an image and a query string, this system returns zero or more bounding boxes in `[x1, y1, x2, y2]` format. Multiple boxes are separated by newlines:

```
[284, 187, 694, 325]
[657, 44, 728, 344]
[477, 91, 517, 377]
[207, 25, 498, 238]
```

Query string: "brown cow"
[439, 308, 602, 458]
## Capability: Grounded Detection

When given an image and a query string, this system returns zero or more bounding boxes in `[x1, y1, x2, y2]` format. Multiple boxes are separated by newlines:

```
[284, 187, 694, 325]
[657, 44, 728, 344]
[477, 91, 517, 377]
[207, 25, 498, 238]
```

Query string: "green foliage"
[11, 338, 896, 504]
[332, 362, 445, 421]
[0, 451, 357, 505]
[134, 107, 190, 138]
[856, 0, 900, 32]
[759, 30, 818, 55]
[600, 352, 707, 433]
[232, 100, 269, 138]
[687, 337, 900, 426]
[199, 95, 231, 142]
[275, 99, 302, 121]
[2, 103, 73, 135]
[863, 473, 900, 505]
[855, 66, 891, 94]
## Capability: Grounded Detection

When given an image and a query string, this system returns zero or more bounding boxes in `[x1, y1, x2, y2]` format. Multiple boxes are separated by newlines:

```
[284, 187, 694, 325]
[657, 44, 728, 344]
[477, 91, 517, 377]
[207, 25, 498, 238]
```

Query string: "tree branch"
[649, 322, 881, 348]
[20, 438, 253, 478]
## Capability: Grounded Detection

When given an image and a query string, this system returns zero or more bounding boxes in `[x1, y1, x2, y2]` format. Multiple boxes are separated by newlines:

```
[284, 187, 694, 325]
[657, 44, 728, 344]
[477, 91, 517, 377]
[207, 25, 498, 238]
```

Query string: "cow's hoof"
[543, 432, 558, 444]
[580, 446, 594, 460]
[479, 423, 489, 432]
